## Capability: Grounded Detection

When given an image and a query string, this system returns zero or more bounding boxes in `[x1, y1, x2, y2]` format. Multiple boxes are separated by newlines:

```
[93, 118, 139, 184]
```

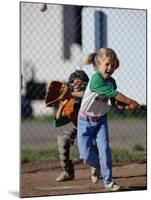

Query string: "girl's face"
[97, 58, 117, 79]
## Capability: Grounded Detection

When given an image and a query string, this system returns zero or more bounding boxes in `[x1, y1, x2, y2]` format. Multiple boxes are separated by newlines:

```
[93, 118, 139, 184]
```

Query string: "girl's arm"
[90, 73, 140, 111]
[110, 98, 125, 110]
[115, 92, 140, 111]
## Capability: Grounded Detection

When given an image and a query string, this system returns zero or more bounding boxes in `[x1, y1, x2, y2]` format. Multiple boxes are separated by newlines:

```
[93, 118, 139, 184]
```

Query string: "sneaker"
[91, 167, 100, 184]
[105, 181, 120, 191]
[56, 171, 74, 182]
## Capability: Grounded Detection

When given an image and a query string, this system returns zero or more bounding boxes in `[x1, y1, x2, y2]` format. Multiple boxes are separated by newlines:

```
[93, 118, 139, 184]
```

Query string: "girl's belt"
[79, 112, 106, 122]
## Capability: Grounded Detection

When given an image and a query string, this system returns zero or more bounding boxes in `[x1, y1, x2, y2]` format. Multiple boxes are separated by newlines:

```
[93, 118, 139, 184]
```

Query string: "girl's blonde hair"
[85, 48, 119, 69]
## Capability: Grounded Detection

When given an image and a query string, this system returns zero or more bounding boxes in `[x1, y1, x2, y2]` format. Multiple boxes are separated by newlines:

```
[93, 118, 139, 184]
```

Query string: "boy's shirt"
[52, 99, 81, 127]
[53, 115, 71, 127]
[80, 70, 118, 117]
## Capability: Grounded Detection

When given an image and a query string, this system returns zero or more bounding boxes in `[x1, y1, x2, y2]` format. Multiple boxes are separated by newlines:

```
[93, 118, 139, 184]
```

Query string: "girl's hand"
[114, 102, 126, 110]
[114, 104, 126, 110]
[125, 100, 141, 111]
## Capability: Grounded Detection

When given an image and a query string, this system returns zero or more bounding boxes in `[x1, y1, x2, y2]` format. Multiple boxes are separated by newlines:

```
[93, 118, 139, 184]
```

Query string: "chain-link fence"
[20, 2, 147, 161]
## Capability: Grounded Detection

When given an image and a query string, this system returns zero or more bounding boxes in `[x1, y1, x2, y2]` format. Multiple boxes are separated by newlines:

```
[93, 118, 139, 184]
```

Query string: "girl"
[77, 48, 140, 191]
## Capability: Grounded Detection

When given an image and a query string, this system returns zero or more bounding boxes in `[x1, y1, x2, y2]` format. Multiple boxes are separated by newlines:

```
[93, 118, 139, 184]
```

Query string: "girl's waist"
[78, 111, 107, 122]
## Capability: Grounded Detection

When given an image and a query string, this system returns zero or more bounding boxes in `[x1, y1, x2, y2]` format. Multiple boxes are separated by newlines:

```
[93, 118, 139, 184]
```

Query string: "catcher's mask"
[68, 70, 89, 91]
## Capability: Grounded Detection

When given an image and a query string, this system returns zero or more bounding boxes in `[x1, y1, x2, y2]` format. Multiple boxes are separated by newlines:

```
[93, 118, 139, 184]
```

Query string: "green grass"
[21, 115, 54, 123]
[112, 148, 146, 164]
[108, 107, 147, 120]
[133, 144, 145, 151]
[21, 146, 146, 164]
[21, 148, 59, 163]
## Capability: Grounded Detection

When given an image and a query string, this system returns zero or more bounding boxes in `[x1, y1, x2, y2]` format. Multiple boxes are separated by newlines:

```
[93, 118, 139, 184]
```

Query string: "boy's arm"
[56, 99, 68, 119]
[71, 91, 84, 98]
[53, 99, 71, 127]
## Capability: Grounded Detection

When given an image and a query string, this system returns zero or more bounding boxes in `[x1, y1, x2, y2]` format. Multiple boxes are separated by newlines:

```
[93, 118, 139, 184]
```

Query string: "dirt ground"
[20, 160, 147, 198]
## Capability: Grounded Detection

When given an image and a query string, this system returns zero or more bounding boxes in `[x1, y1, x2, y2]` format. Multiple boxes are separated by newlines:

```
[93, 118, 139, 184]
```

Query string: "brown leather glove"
[45, 81, 70, 107]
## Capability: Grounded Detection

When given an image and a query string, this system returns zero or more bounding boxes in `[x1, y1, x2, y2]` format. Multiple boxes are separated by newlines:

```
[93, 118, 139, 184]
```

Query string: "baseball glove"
[45, 81, 70, 107]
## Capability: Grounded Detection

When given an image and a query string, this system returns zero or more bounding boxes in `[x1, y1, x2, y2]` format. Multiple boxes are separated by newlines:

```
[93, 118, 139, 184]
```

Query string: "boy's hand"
[125, 100, 141, 111]
[59, 99, 69, 108]
[56, 99, 69, 119]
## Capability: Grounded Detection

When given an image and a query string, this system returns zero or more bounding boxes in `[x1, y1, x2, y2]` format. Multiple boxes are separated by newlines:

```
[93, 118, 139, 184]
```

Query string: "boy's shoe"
[91, 167, 100, 184]
[105, 181, 120, 191]
[56, 171, 74, 182]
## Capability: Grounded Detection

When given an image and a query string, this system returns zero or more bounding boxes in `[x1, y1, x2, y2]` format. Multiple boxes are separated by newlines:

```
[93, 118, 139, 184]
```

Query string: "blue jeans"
[77, 114, 112, 184]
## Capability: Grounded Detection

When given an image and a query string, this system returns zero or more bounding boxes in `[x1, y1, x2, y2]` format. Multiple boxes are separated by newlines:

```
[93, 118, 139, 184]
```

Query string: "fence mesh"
[20, 2, 147, 161]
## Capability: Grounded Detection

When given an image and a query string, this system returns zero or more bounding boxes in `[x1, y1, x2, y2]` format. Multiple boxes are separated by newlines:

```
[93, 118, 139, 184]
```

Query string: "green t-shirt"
[80, 71, 118, 116]
[90, 71, 118, 97]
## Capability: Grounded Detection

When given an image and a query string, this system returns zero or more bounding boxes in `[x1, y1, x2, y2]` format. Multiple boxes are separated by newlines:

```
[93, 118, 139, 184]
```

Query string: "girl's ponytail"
[85, 53, 97, 65]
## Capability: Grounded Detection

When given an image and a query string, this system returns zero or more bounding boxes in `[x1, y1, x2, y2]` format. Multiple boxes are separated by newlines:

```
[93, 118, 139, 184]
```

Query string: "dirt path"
[20, 161, 147, 198]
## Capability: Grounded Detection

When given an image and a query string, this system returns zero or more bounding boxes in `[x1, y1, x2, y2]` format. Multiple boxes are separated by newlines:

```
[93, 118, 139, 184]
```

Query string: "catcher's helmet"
[68, 70, 89, 84]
